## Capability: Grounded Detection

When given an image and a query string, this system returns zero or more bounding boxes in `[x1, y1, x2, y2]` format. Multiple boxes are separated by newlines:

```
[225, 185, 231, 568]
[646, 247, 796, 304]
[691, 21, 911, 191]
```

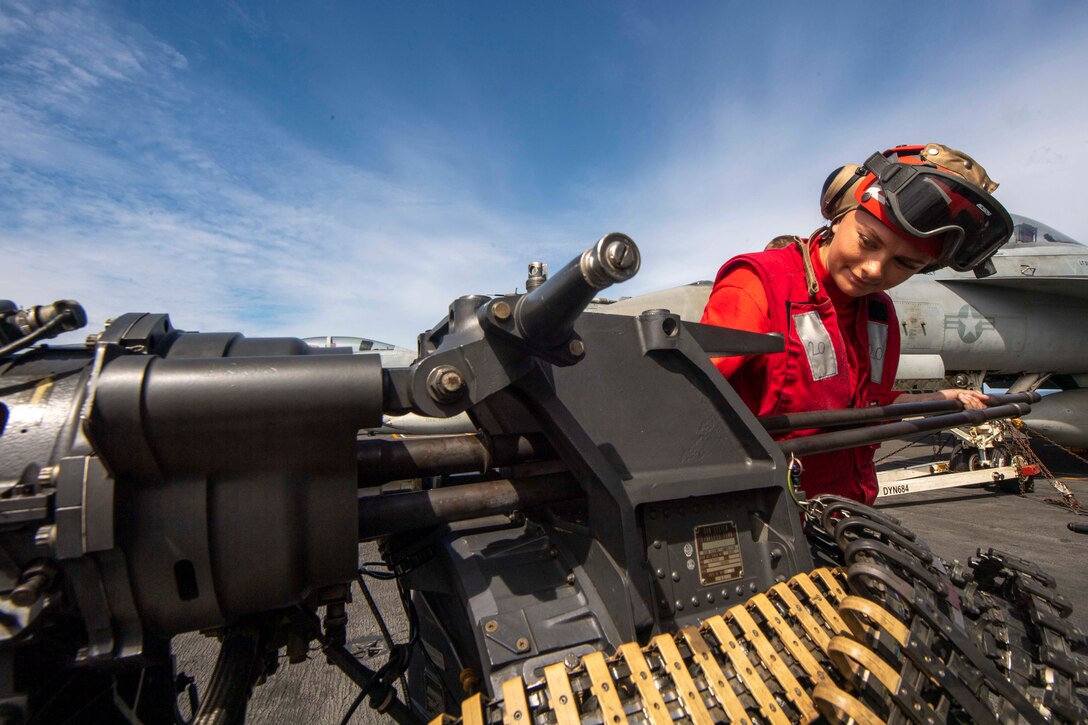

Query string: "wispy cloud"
[3, 0, 1086, 353]
[1, 1, 538, 346]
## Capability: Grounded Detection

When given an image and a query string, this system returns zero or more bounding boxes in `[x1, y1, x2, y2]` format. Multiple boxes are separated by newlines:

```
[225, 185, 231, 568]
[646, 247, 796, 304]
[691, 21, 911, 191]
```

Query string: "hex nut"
[427, 365, 466, 403]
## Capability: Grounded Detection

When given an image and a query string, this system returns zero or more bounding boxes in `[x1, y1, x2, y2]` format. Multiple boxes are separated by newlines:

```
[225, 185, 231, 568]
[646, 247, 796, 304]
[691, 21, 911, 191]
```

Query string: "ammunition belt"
[431, 496, 1087, 723]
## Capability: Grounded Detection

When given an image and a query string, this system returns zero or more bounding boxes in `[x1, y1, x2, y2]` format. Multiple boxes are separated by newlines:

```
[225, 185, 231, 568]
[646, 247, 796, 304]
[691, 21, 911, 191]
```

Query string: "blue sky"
[3, 0, 1087, 347]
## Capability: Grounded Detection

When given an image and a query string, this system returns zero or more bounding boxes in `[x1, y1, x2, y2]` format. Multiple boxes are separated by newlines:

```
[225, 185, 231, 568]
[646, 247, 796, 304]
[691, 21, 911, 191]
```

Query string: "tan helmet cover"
[920, 143, 999, 194]
[820, 143, 1000, 222]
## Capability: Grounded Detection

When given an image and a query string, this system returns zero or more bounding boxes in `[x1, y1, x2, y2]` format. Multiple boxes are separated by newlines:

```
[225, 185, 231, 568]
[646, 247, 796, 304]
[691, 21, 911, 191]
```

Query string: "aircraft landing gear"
[949, 441, 1035, 493]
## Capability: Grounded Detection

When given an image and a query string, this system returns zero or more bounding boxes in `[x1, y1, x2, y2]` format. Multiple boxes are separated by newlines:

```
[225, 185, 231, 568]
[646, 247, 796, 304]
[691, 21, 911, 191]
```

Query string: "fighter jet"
[891, 215, 1088, 448]
[588, 214, 1088, 447]
[302, 334, 417, 367]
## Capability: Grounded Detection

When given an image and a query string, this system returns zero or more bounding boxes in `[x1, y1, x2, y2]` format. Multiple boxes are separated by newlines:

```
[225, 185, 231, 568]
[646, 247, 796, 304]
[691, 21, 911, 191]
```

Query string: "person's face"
[823, 209, 935, 297]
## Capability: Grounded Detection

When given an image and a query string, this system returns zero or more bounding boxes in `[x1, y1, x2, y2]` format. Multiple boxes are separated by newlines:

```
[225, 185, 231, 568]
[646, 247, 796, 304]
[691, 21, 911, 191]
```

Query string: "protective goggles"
[858, 151, 1013, 272]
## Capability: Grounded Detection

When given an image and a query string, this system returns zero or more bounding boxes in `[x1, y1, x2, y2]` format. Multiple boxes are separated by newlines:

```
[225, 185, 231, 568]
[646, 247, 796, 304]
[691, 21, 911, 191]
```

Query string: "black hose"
[759, 392, 1040, 433]
[0, 310, 71, 358]
[193, 628, 263, 725]
[779, 402, 1032, 457]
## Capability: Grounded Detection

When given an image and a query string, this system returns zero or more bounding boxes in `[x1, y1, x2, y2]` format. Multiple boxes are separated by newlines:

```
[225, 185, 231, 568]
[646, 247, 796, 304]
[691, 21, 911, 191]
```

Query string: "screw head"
[484, 619, 498, 633]
[515, 637, 530, 651]
[568, 339, 585, 357]
[427, 365, 466, 403]
[606, 240, 635, 270]
[491, 300, 512, 321]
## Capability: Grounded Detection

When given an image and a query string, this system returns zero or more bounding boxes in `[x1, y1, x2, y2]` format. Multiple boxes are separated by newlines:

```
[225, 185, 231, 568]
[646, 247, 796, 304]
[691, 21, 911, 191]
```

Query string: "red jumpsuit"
[701, 239, 901, 504]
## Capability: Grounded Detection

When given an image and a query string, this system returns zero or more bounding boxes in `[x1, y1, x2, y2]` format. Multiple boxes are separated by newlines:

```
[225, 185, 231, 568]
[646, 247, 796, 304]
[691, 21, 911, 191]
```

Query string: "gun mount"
[0, 235, 1084, 723]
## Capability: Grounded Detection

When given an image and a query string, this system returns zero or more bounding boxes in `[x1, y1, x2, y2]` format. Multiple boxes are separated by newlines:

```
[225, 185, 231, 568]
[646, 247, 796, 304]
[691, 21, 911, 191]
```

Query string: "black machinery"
[0, 235, 1084, 723]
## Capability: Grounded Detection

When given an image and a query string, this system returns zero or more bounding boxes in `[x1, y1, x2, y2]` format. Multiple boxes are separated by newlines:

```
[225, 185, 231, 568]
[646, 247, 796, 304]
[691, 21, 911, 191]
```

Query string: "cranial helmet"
[819, 144, 1012, 272]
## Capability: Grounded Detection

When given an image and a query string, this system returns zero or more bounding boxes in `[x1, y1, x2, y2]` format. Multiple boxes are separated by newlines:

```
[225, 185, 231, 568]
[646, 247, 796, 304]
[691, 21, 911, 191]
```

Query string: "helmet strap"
[798, 226, 829, 301]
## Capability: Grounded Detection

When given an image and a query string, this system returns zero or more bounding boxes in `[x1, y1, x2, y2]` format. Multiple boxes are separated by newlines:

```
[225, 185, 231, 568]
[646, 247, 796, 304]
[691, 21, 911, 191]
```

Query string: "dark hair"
[764, 235, 802, 251]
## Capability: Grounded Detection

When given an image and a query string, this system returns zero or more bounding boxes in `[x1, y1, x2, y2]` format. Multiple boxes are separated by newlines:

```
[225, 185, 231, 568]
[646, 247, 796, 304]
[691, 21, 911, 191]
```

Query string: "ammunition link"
[433, 496, 1088, 723]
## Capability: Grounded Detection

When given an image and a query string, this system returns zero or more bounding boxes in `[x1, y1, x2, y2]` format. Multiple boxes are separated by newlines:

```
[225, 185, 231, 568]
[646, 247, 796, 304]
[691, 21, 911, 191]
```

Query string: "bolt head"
[606, 240, 634, 269]
[439, 370, 463, 392]
[491, 300, 512, 321]
[568, 339, 585, 357]
[427, 365, 466, 403]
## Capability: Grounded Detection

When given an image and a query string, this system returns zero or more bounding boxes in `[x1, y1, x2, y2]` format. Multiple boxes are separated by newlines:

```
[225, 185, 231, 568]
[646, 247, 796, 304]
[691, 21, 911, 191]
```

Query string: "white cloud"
[1, 1, 543, 347]
[3, 0, 1087, 355]
[585, 10, 1088, 301]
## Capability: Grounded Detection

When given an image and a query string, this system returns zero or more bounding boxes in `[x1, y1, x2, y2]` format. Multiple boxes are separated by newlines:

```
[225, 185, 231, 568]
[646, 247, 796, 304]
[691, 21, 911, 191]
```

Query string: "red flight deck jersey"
[701, 240, 901, 504]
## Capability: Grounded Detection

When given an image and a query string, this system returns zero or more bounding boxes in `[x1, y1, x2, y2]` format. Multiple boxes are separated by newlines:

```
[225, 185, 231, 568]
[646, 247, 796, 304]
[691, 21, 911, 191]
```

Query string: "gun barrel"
[357, 433, 555, 485]
[514, 232, 639, 346]
[358, 474, 582, 538]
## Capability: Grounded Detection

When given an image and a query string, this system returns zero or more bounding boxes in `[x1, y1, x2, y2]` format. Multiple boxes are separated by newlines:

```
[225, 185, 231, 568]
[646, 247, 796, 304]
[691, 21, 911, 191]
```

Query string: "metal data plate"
[694, 521, 744, 585]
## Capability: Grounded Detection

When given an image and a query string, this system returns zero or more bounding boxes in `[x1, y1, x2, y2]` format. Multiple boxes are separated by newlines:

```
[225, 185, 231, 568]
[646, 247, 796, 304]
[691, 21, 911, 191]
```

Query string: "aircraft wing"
[937, 276, 1088, 301]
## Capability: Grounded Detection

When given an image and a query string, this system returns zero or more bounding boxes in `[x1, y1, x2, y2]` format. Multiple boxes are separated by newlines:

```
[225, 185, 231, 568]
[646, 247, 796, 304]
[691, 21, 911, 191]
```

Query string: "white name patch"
[793, 311, 838, 381]
[868, 320, 889, 384]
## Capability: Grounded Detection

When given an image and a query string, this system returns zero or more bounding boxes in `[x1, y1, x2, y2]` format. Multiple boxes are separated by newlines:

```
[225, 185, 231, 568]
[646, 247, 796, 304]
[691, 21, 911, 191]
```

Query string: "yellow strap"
[790, 572, 849, 635]
[746, 593, 829, 684]
[838, 594, 910, 646]
[728, 606, 817, 721]
[582, 651, 629, 725]
[812, 681, 885, 725]
[501, 676, 530, 725]
[679, 626, 752, 725]
[705, 614, 790, 725]
[827, 635, 901, 694]
[652, 634, 715, 725]
[543, 662, 580, 724]
[769, 582, 831, 654]
[619, 642, 672, 725]
[813, 567, 848, 603]
[461, 692, 485, 725]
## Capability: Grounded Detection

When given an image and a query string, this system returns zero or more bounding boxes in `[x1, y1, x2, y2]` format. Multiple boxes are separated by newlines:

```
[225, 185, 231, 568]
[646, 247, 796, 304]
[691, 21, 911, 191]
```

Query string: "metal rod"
[759, 392, 1040, 433]
[358, 474, 581, 539]
[778, 402, 1033, 457]
[357, 433, 554, 485]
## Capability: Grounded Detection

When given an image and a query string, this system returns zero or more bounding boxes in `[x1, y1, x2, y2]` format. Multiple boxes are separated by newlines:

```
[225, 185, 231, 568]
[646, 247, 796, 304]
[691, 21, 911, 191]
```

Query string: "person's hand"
[940, 388, 988, 410]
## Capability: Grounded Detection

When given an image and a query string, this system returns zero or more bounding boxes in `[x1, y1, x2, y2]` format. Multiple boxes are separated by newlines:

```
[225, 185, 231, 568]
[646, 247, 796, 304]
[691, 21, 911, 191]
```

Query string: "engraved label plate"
[694, 521, 744, 585]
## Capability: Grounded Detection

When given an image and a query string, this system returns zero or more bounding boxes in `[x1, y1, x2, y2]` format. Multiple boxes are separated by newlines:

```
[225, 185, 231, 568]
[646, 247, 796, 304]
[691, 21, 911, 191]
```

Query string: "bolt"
[516, 637, 530, 652]
[34, 525, 55, 549]
[568, 339, 585, 357]
[606, 240, 634, 270]
[564, 653, 579, 669]
[36, 466, 57, 483]
[566, 572, 576, 585]
[491, 300, 512, 321]
[427, 365, 466, 403]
